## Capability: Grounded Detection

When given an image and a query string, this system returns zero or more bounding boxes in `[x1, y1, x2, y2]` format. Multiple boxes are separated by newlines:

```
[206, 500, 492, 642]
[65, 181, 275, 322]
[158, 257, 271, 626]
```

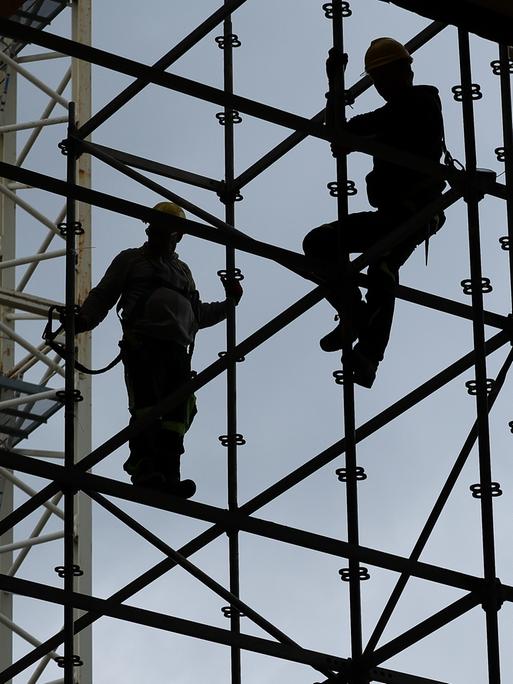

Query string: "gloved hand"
[223, 278, 243, 305]
[75, 313, 89, 334]
[326, 48, 348, 82]
[58, 307, 88, 333]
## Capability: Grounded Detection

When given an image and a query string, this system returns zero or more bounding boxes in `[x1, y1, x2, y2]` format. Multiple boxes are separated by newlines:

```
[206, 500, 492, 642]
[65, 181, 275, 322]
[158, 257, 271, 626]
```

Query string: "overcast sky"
[5, 1, 513, 683]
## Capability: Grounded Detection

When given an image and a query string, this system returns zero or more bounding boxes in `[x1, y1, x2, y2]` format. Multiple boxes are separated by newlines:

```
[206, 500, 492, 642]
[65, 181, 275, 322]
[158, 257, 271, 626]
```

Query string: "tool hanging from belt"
[43, 305, 122, 375]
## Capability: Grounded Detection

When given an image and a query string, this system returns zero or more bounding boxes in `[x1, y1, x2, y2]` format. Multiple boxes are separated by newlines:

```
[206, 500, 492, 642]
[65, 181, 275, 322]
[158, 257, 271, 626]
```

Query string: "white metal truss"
[0, 2, 91, 683]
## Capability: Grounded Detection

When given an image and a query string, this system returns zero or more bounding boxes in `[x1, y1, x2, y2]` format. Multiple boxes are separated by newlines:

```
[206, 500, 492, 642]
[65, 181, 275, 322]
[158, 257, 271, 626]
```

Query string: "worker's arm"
[345, 105, 387, 137]
[76, 251, 132, 332]
[197, 279, 243, 330]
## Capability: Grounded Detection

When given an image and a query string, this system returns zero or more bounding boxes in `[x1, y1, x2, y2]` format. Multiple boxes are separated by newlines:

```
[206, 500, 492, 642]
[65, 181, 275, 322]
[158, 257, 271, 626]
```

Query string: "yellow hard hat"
[152, 201, 186, 220]
[364, 37, 412, 73]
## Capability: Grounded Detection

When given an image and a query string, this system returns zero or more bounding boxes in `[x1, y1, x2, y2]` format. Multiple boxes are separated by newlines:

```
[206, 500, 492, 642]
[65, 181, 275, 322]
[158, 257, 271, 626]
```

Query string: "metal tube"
[0, 183, 62, 236]
[0, 389, 63, 410]
[220, 8, 241, 683]
[1, 323, 506, 545]
[0, 467, 64, 519]
[8, 493, 64, 576]
[0, 117, 67, 134]
[458, 28, 501, 683]
[12, 449, 64, 459]
[26, 654, 55, 684]
[234, 21, 446, 190]
[0, 320, 64, 376]
[0, 530, 64, 554]
[6, 342, 52, 378]
[0, 612, 60, 658]
[497, 43, 513, 308]
[0, 50, 68, 108]
[16, 68, 71, 167]
[17, 207, 66, 292]
[88, 490, 335, 680]
[364, 348, 513, 655]
[0, 249, 65, 270]
[329, 1, 363, 672]
[16, 52, 66, 63]
[76, 0, 251, 139]
[62, 102, 77, 684]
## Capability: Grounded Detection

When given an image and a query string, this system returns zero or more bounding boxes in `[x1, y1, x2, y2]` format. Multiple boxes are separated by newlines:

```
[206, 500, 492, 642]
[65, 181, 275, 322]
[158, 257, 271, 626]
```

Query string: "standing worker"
[75, 201, 243, 498]
[303, 38, 446, 387]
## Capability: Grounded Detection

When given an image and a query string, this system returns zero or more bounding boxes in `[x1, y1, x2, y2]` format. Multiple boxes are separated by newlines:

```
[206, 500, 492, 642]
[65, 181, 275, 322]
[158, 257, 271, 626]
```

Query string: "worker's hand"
[58, 307, 88, 334]
[326, 48, 348, 82]
[75, 313, 89, 334]
[223, 278, 243, 305]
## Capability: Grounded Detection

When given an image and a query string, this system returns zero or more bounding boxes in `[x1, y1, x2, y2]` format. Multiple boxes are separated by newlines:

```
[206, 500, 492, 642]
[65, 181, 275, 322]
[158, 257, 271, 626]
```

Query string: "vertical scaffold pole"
[0, 62, 16, 684]
[221, 5, 242, 683]
[62, 101, 79, 684]
[71, 1, 92, 680]
[497, 44, 513, 307]
[458, 29, 501, 684]
[328, 1, 363, 678]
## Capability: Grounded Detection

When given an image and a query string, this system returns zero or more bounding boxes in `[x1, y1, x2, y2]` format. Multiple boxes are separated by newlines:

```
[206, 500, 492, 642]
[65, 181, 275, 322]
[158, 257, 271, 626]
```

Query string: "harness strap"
[43, 306, 122, 375]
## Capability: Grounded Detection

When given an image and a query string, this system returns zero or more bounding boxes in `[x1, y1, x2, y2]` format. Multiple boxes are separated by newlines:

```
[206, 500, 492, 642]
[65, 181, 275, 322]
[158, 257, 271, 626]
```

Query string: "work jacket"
[78, 244, 227, 347]
[345, 84, 445, 210]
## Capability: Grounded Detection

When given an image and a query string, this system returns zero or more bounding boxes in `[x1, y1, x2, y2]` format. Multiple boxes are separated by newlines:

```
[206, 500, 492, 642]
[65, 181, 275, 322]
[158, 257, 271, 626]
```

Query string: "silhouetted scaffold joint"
[54, 564, 84, 578]
[336, 466, 367, 482]
[479, 578, 504, 614]
[339, 567, 370, 582]
[333, 370, 344, 385]
[465, 379, 494, 395]
[460, 277, 493, 295]
[58, 220, 84, 237]
[218, 433, 246, 447]
[499, 236, 510, 251]
[56, 389, 84, 403]
[214, 34, 241, 49]
[327, 180, 358, 197]
[218, 350, 245, 363]
[490, 58, 513, 76]
[56, 655, 84, 669]
[58, 133, 82, 160]
[495, 146, 506, 162]
[217, 181, 243, 204]
[322, 1, 352, 19]
[216, 110, 242, 126]
[451, 83, 483, 101]
[469, 482, 503, 499]
[221, 606, 245, 618]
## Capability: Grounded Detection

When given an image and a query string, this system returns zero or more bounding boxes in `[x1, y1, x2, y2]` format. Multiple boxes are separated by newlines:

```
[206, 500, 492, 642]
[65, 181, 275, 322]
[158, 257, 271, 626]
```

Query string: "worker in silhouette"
[75, 201, 243, 498]
[303, 38, 446, 387]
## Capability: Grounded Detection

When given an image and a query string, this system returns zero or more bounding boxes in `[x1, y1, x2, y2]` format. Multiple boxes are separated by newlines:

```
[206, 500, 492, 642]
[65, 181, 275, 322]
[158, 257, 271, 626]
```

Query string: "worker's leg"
[355, 258, 399, 363]
[303, 211, 391, 348]
[146, 340, 197, 496]
[353, 225, 423, 386]
[121, 336, 161, 482]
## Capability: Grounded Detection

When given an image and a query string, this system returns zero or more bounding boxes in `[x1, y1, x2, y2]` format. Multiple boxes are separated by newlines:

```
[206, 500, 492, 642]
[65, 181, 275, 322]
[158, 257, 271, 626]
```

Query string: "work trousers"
[121, 334, 197, 482]
[303, 207, 436, 362]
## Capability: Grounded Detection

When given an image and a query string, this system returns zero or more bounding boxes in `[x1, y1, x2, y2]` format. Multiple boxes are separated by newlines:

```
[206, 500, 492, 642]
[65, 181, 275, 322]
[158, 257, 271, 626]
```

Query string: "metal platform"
[0, 375, 63, 447]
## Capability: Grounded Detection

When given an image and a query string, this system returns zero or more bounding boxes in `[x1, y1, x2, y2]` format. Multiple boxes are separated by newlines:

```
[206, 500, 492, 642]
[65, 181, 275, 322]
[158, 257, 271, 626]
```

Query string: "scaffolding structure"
[0, 1, 513, 683]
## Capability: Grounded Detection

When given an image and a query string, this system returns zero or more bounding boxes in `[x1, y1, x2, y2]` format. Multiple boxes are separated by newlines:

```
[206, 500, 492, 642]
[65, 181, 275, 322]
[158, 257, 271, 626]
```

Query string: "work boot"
[166, 478, 197, 499]
[319, 321, 357, 352]
[320, 300, 369, 353]
[352, 347, 379, 389]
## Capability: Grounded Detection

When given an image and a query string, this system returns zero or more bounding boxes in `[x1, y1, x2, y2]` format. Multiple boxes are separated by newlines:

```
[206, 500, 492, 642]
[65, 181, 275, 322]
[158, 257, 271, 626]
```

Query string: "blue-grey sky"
[7, 1, 513, 683]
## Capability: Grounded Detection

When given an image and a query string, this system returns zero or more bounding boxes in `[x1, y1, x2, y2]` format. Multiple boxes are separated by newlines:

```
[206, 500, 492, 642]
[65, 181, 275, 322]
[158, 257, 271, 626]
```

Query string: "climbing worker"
[74, 201, 243, 498]
[303, 37, 446, 388]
